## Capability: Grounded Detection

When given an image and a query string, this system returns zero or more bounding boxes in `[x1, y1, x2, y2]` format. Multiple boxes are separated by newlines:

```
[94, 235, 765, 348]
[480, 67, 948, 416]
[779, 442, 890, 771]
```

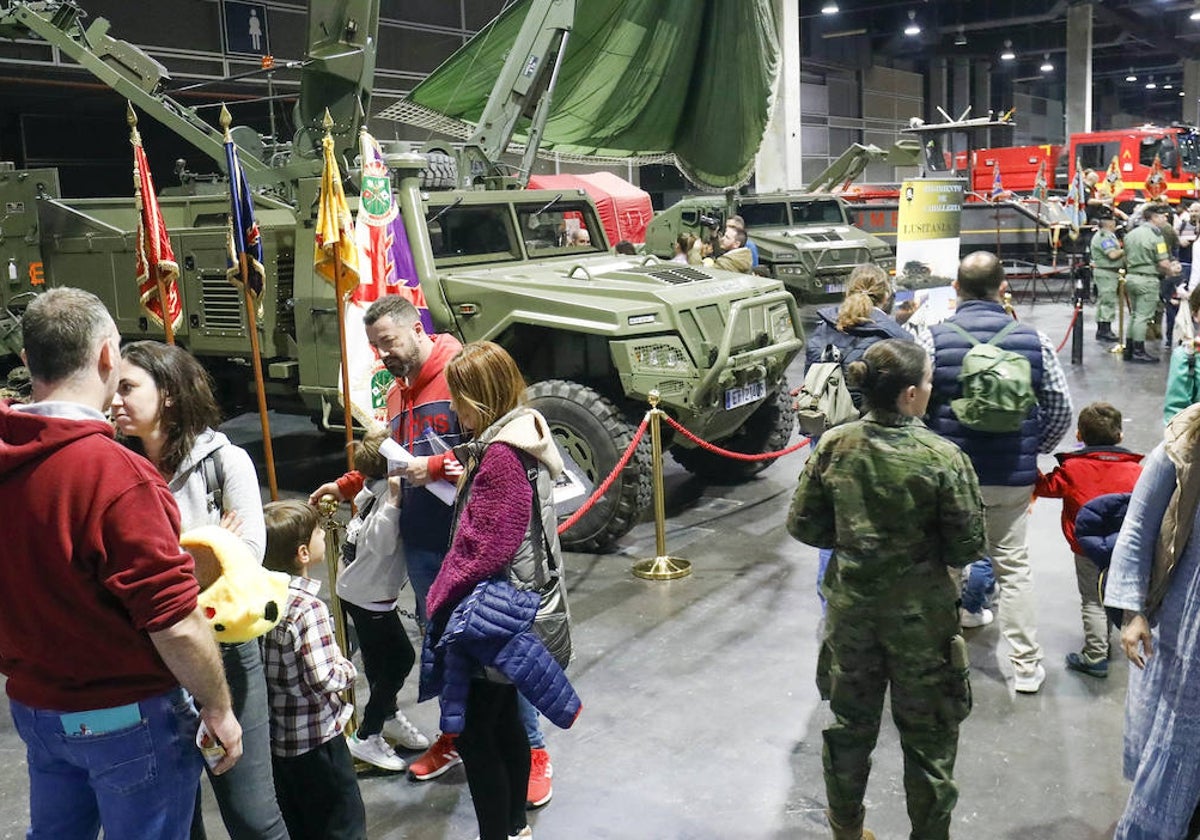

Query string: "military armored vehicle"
[643, 192, 895, 305]
[0, 0, 801, 551]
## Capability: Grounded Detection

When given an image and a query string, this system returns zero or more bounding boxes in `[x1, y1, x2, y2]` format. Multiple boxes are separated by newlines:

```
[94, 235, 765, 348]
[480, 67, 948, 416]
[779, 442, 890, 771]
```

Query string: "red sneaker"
[407, 732, 462, 781]
[526, 747, 553, 808]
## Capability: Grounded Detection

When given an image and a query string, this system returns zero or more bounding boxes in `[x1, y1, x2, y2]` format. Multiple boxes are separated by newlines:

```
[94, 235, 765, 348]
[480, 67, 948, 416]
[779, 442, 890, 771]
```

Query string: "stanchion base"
[1110, 343, 1125, 355]
[632, 555, 691, 580]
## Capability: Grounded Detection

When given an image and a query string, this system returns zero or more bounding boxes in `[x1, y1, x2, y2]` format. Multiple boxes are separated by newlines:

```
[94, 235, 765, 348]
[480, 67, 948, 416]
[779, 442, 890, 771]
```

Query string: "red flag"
[132, 125, 182, 335]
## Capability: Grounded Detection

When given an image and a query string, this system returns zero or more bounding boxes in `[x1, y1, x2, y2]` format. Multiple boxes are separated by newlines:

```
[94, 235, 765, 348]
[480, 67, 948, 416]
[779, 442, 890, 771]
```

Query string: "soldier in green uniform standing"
[1123, 204, 1181, 363]
[788, 339, 986, 840]
[1090, 206, 1124, 343]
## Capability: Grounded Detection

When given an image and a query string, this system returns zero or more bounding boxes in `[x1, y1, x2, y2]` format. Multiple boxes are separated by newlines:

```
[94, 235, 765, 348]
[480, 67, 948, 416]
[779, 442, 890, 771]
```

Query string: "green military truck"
[644, 192, 896, 305]
[0, 0, 803, 551]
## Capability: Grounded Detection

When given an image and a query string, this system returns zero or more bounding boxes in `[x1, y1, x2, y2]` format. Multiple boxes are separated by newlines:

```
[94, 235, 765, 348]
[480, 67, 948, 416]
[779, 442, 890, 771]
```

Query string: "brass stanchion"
[632, 390, 691, 581]
[318, 494, 359, 738]
[1113, 269, 1127, 356]
[1003, 290, 1016, 319]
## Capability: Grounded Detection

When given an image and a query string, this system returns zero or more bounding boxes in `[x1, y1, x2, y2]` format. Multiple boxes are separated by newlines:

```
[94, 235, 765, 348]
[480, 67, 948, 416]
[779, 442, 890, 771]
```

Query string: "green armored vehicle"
[0, 0, 800, 551]
[643, 192, 895, 305]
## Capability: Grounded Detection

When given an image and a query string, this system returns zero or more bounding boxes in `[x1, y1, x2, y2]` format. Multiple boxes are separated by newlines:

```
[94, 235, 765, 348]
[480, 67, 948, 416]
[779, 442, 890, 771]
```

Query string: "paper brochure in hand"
[379, 438, 457, 505]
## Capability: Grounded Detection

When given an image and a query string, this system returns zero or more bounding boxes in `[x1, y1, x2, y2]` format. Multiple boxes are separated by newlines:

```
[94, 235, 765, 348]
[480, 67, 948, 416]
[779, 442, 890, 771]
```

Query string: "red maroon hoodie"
[1035, 446, 1144, 555]
[0, 400, 198, 711]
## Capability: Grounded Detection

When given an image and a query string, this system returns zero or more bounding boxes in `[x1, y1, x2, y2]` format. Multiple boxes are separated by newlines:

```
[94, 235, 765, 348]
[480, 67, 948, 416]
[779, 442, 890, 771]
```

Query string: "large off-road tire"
[671, 382, 795, 482]
[419, 151, 458, 190]
[526, 380, 651, 553]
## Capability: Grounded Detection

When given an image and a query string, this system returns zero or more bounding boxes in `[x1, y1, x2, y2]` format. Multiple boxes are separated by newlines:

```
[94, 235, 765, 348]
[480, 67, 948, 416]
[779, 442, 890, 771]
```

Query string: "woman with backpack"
[788, 338, 986, 840]
[112, 341, 287, 840]
[420, 341, 581, 840]
[800, 264, 913, 604]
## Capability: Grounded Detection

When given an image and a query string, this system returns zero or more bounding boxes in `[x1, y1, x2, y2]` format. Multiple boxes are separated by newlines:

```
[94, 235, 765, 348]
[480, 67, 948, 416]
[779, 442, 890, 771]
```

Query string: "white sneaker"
[1014, 663, 1047, 694]
[347, 733, 406, 771]
[390, 709, 430, 751]
[960, 607, 994, 628]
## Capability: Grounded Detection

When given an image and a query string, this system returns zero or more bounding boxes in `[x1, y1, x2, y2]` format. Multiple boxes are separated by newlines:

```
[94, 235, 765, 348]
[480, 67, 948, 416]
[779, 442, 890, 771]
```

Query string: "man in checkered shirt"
[262, 500, 366, 840]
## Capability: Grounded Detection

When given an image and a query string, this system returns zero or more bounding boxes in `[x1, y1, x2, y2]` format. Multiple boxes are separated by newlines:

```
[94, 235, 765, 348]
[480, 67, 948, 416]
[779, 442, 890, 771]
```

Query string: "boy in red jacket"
[1035, 402, 1143, 678]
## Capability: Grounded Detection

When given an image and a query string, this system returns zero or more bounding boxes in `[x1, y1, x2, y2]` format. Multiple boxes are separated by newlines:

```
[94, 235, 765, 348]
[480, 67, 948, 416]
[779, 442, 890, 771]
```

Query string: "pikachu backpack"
[181, 525, 289, 644]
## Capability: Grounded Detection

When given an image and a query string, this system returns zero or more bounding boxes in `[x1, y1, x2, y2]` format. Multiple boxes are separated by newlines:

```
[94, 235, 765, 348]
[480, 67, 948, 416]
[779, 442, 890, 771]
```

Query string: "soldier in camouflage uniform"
[788, 339, 986, 840]
[1089, 206, 1124, 343]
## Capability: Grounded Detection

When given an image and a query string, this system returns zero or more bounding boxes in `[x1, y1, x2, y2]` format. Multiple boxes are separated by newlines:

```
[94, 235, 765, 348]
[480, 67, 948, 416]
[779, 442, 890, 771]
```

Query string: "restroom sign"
[222, 1, 270, 57]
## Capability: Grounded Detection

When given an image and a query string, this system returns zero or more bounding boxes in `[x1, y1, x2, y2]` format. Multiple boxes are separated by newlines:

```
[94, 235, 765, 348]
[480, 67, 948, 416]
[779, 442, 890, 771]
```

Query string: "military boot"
[1130, 341, 1160, 364]
[827, 810, 876, 840]
[1095, 322, 1118, 343]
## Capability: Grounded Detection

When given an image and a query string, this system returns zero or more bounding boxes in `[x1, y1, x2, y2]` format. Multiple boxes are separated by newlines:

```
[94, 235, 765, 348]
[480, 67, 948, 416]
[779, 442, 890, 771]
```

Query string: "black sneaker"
[1065, 651, 1108, 678]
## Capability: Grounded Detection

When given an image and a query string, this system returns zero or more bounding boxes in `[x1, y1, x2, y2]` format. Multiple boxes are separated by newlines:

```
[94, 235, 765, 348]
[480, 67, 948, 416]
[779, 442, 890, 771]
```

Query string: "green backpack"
[944, 321, 1037, 433]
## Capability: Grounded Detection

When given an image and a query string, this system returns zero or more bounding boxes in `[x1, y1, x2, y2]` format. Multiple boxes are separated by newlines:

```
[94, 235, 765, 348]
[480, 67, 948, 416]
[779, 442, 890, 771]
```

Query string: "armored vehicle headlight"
[775, 264, 806, 276]
[770, 306, 796, 341]
[630, 341, 693, 371]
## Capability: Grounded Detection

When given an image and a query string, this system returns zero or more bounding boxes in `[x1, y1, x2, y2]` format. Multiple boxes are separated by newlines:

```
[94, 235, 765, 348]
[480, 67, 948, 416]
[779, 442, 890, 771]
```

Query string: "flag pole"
[324, 110, 356, 471]
[222, 104, 278, 500]
[128, 103, 175, 345]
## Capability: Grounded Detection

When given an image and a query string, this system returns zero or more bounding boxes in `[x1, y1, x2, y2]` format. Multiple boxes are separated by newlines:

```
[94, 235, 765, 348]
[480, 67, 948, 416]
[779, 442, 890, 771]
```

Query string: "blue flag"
[225, 133, 265, 298]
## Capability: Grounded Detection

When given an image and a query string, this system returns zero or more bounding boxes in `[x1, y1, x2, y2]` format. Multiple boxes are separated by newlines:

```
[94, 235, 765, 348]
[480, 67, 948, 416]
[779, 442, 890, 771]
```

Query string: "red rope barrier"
[1056, 305, 1081, 353]
[556, 415, 650, 536]
[662, 413, 810, 462]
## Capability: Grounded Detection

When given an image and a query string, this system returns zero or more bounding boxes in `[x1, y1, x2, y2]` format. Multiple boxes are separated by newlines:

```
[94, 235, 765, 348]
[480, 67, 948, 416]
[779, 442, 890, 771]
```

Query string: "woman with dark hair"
[788, 339, 986, 840]
[421, 341, 581, 840]
[803, 264, 914, 603]
[112, 340, 286, 840]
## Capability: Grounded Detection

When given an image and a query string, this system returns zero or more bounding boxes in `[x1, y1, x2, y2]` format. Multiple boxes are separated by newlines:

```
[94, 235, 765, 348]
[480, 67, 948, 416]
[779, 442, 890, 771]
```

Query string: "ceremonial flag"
[224, 128, 265, 301]
[131, 111, 182, 337]
[1104, 155, 1125, 204]
[1145, 154, 1168, 201]
[343, 130, 434, 426]
[990, 161, 1004, 200]
[315, 131, 359, 298]
[1032, 160, 1047, 205]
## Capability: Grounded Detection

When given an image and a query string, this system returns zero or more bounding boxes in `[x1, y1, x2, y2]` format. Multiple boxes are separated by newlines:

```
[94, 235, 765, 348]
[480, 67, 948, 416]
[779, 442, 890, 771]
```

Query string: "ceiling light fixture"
[1146, 75, 1157, 89]
[904, 10, 921, 36]
[1182, 91, 1187, 97]
[1165, 82, 1175, 89]
[1040, 53, 1054, 72]
[1000, 39, 1016, 61]
[1126, 73, 1138, 82]
[954, 26, 967, 46]
[821, 1, 839, 13]
[1191, 5, 1200, 21]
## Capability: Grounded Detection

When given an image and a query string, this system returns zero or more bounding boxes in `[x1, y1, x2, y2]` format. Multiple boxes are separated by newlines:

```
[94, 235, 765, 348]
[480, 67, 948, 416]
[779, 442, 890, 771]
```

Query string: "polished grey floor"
[0, 291, 1171, 839]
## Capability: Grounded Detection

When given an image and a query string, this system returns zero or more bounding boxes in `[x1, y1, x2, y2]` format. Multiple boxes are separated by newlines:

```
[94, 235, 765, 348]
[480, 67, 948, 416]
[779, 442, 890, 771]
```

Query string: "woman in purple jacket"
[424, 341, 570, 840]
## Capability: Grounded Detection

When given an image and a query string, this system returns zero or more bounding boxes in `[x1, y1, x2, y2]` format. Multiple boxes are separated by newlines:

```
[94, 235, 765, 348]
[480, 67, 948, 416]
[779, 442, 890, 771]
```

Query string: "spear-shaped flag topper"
[222, 105, 265, 305]
[315, 109, 360, 299]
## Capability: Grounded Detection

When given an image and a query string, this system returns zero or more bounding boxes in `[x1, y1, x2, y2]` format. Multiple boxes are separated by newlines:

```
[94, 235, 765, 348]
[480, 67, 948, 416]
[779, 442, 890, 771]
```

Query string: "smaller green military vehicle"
[643, 193, 895, 305]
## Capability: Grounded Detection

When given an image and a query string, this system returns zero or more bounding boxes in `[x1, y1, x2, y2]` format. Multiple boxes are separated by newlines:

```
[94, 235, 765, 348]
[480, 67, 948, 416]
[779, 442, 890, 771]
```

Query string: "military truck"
[643, 192, 895, 305]
[0, 0, 803, 551]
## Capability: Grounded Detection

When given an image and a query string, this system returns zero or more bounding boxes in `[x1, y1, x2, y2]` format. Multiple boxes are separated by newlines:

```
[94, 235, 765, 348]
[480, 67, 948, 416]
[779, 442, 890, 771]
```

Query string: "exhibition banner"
[895, 177, 964, 327]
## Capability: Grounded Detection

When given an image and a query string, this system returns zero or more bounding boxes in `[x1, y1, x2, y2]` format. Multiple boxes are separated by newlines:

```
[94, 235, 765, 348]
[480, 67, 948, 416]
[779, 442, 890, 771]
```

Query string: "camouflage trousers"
[1125, 274, 1160, 341]
[1094, 270, 1120, 324]
[817, 595, 970, 840]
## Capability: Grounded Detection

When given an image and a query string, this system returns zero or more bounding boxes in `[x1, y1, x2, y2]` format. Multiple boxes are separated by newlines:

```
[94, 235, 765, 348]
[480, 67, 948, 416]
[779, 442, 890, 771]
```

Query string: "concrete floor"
[0, 292, 1172, 839]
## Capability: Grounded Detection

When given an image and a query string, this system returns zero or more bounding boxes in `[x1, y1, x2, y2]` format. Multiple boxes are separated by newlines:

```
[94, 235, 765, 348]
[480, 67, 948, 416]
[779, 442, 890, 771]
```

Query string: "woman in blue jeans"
[114, 342, 288, 840]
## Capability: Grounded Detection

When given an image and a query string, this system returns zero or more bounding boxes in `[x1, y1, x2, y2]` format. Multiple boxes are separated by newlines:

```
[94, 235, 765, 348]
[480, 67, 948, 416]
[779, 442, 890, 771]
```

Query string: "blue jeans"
[406, 546, 445, 626]
[11, 687, 202, 840]
[193, 640, 288, 840]
[961, 558, 996, 614]
[518, 693, 545, 749]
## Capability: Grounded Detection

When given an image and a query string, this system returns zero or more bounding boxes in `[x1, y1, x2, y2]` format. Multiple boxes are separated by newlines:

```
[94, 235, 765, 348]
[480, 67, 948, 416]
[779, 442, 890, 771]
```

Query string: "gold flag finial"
[322, 108, 334, 134]
[126, 101, 137, 128]
[219, 103, 232, 131]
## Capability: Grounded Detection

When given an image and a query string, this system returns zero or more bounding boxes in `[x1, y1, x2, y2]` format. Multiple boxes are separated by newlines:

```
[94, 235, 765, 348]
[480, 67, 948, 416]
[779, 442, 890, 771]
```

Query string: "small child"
[261, 500, 366, 840]
[339, 428, 428, 772]
[1035, 403, 1143, 678]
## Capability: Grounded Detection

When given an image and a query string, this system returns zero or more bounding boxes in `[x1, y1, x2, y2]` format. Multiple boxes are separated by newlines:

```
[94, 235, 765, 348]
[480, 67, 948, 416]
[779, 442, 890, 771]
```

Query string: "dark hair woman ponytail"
[845, 339, 928, 413]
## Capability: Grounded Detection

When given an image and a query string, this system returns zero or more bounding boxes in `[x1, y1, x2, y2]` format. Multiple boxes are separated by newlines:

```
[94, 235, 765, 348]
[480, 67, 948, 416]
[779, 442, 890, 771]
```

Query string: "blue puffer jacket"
[928, 300, 1045, 486]
[1074, 492, 1132, 572]
[419, 579, 582, 734]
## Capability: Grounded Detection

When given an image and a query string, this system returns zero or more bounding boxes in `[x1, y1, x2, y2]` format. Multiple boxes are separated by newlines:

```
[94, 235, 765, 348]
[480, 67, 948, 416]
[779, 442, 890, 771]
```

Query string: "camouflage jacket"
[788, 412, 986, 603]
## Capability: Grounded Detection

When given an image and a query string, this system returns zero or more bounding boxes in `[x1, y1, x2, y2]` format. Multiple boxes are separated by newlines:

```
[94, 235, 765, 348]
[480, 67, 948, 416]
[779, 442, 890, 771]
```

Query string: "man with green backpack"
[919, 251, 1074, 695]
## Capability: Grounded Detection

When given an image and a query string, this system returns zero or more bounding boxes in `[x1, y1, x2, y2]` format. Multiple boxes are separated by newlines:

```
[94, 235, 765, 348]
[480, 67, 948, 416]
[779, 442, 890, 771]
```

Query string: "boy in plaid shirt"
[262, 500, 366, 840]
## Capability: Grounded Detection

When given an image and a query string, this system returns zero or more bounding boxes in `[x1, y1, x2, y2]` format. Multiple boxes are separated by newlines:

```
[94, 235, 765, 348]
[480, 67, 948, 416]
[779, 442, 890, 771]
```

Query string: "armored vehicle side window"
[738, 203, 788, 227]
[428, 206, 519, 265]
[516, 202, 605, 257]
[790, 200, 844, 225]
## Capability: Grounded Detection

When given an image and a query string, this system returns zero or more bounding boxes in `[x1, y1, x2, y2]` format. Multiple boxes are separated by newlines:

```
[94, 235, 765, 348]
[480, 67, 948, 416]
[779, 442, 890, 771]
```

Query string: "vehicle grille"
[801, 232, 838, 242]
[275, 252, 295, 337]
[814, 246, 870, 273]
[625, 265, 712, 284]
[200, 274, 244, 332]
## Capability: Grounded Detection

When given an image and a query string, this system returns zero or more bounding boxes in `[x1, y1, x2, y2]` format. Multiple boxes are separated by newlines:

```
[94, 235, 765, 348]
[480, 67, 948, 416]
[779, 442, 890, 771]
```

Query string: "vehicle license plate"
[824, 283, 844, 294]
[725, 380, 766, 410]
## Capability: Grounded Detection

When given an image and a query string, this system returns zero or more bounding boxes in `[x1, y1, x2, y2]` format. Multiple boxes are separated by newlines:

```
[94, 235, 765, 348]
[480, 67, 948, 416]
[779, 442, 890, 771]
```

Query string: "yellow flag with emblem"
[314, 131, 359, 298]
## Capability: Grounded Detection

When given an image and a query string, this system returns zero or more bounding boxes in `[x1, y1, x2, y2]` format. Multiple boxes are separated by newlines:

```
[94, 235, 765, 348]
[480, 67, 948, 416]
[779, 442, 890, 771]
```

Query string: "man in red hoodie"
[1035, 402, 1144, 679]
[0, 288, 241, 838]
